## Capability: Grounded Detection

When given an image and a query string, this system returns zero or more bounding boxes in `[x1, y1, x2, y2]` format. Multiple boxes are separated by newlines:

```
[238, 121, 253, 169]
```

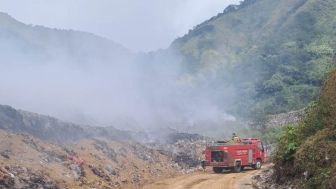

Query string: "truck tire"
[213, 167, 223, 173]
[233, 162, 241, 173]
[253, 159, 262, 170]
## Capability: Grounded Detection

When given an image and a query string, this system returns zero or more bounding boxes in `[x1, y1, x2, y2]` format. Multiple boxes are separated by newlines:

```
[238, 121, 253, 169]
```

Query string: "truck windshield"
[211, 151, 227, 162]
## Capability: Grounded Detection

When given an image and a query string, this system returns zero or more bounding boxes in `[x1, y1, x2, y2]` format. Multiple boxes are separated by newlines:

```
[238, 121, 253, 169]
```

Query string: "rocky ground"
[251, 165, 302, 189]
[265, 110, 304, 128]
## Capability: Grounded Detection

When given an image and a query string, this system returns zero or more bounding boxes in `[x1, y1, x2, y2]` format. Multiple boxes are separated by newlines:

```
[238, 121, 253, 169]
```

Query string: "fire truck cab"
[204, 138, 265, 173]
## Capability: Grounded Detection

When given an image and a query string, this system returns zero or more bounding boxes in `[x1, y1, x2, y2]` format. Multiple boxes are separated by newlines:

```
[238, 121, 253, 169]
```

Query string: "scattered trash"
[0, 150, 11, 159]
[89, 165, 111, 181]
[105, 165, 118, 176]
[0, 166, 63, 189]
[70, 164, 83, 181]
[67, 155, 84, 166]
[93, 140, 118, 162]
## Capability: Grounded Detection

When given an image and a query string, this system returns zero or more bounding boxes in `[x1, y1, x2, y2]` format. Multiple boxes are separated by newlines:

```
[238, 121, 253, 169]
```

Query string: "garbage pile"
[93, 140, 118, 162]
[0, 129, 180, 189]
[0, 166, 62, 189]
[132, 143, 161, 163]
[149, 132, 209, 172]
[171, 139, 208, 170]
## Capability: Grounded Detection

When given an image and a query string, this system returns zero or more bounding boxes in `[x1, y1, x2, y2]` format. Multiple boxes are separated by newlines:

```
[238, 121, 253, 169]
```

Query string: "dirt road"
[142, 168, 260, 189]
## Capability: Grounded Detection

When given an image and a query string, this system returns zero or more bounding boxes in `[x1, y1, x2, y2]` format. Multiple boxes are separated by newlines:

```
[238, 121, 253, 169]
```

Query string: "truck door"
[258, 142, 265, 161]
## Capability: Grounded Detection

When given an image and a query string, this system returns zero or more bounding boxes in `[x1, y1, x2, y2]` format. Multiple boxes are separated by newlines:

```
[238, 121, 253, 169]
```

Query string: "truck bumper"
[206, 162, 231, 167]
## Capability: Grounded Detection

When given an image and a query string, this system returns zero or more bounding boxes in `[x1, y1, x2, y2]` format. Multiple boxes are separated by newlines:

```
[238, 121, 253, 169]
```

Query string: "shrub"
[273, 70, 336, 188]
[273, 124, 300, 182]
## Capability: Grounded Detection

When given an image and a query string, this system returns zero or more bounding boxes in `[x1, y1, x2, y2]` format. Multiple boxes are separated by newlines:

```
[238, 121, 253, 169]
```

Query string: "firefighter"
[232, 133, 241, 143]
[199, 152, 206, 172]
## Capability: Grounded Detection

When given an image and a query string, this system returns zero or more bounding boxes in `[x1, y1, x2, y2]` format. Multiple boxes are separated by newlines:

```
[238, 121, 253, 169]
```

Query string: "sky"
[0, 0, 239, 52]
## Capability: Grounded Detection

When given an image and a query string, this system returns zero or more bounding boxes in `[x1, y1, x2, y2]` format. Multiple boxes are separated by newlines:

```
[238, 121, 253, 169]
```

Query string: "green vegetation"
[274, 70, 336, 188]
[171, 0, 336, 119]
[260, 126, 287, 148]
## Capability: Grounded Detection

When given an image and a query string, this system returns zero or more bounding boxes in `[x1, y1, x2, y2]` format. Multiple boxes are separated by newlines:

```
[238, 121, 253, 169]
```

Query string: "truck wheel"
[253, 159, 262, 170]
[233, 162, 241, 173]
[213, 167, 223, 173]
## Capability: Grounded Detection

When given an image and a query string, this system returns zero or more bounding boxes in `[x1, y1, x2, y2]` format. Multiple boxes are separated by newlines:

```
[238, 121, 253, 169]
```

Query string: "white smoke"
[0, 13, 238, 137]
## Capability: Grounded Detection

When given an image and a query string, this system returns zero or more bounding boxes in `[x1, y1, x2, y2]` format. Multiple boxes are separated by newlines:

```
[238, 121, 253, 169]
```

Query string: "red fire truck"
[204, 138, 266, 173]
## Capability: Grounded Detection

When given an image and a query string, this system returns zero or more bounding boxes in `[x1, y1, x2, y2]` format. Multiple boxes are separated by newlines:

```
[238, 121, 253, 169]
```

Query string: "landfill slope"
[0, 130, 179, 189]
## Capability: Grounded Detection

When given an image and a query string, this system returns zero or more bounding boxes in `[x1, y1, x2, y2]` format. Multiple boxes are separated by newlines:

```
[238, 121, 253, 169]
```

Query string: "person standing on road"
[199, 152, 206, 172]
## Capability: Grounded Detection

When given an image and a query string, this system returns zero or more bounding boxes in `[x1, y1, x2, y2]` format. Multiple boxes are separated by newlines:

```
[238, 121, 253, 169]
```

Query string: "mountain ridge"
[0, 11, 133, 66]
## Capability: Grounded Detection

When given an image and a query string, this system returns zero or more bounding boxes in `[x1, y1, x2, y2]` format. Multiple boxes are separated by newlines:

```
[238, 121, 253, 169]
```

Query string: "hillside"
[0, 12, 140, 128]
[0, 12, 132, 65]
[0, 104, 135, 143]
[171, 0, 336, 119]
